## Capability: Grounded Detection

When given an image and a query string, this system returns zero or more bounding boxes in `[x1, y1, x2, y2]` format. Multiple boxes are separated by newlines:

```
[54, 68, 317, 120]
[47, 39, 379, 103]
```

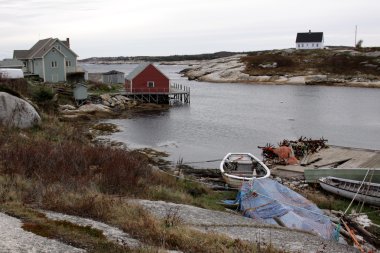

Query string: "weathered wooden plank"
[274, 165, 306, 173]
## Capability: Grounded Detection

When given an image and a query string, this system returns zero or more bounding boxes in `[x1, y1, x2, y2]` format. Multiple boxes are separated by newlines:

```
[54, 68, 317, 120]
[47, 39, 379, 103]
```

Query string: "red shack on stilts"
[124, 63, 190, 104]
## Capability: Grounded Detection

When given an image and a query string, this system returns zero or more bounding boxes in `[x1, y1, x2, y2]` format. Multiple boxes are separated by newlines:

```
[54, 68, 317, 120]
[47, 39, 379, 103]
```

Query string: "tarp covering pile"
[237, 179, 336, 240]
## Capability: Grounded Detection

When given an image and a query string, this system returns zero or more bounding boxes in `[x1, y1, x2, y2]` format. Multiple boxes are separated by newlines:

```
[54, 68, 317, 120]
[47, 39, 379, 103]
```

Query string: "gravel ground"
[133, 200, 358, 253]
[0, 212, 85, 253]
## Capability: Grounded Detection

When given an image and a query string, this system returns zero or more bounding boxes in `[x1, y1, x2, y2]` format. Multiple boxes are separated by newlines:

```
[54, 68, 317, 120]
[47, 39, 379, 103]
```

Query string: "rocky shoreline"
[179, 53, 380, 88]
[58, 93, 170, 122]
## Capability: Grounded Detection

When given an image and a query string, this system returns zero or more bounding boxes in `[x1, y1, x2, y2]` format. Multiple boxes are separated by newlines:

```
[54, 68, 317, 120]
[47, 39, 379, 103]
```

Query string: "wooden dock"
[121, 83, 190, 104]
[271, 146, 380, 180]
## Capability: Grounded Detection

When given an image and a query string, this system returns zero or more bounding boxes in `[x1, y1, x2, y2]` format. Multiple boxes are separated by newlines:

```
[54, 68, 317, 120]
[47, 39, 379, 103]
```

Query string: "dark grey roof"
[125, 62, 151, 80]
[28, 38, 52, 58]
[13, 50, 29, 59]
[103, 70, 125, 75]
[296, 32, 323, 43]
[13, 38, 78, 60]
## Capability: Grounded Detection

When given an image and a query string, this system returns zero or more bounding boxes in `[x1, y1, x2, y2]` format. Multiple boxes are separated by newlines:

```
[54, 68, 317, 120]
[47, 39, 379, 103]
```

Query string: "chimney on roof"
[66, 38, 70, 48]
[309, 30, 311, 33]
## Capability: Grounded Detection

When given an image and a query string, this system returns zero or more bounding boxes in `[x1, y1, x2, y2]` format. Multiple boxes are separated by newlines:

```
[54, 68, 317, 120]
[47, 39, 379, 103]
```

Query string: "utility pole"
[355, 25, 357, 47]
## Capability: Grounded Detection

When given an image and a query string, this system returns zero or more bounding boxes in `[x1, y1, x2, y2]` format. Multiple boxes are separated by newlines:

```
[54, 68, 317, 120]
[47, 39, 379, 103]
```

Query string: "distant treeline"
[79, 51, 242, 63]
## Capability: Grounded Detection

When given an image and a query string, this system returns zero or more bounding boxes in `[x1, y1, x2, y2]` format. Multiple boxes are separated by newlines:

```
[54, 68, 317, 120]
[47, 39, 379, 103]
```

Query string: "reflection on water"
[82, 64, 380, 168]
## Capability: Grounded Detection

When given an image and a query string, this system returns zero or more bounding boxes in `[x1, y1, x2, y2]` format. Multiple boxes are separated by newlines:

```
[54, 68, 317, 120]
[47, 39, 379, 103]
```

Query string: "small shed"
[73, 83, 88, 105]
[125, 63, 170, 93]
[102, 70, 125, 84]
[88, 73, 102, 83]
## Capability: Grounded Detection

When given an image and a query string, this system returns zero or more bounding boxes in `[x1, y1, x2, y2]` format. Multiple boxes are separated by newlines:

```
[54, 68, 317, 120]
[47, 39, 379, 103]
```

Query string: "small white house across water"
[296, 30, 324, 49]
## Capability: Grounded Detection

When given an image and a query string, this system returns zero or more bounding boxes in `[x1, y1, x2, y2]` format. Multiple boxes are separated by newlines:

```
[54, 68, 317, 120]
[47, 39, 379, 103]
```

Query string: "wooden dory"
[220, 153, 270, 188]
[319, 176, 380, 206]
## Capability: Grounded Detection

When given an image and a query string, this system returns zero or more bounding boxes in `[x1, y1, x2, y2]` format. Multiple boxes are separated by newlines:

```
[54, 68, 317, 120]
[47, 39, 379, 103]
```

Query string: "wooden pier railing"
[126, 88, 171, 94]
[170, 83, 190, 104]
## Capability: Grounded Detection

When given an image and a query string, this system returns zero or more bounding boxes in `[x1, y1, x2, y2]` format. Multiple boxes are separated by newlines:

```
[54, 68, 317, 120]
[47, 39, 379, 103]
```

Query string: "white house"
[296, 30, 324, 49]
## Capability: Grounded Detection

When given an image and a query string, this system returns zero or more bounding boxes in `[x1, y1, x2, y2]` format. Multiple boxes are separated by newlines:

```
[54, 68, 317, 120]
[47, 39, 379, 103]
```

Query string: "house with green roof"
[13, 38, 78, 83]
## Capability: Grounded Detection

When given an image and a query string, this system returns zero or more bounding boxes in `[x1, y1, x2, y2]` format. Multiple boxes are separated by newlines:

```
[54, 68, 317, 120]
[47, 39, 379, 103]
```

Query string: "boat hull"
[319, 177, 380, 206]
[305, 168, 380, 183]
[222, 174, 253, 189]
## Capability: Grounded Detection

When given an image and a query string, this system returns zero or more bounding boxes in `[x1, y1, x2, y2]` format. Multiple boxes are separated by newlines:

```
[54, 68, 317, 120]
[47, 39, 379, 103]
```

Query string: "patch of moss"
[91, 123, 120, 134]
[1, 203, 128, 253]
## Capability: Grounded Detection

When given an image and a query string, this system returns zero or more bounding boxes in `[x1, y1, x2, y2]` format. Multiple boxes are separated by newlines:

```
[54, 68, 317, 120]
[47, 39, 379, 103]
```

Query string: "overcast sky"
[0, 0, 379, 59]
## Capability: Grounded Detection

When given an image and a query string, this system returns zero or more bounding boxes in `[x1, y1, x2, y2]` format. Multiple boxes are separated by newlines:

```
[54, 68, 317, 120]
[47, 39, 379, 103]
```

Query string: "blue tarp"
[229, 178, 336, 240]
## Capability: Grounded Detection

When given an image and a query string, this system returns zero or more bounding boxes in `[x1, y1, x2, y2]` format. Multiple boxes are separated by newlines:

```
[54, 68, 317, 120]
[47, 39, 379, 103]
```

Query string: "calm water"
[82, 63, 380, 168]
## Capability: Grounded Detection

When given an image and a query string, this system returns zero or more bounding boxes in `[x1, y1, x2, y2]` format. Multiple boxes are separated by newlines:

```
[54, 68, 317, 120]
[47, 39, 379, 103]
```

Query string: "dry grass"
[0, 115, 283, 252]
[243, 54, 295, 68]
[2, 192, 281, 253]
[0, 78, 59, 115]
[317, 54, 380, 75]
[0, 77, 30, 97]
[242, 49, 380, 78]
[90, 123, 120, 134]
[242, 54, 295, 76]
[86, 198, 281, 253]
[299, 187, 380, 226]
[0, 127, 152, 199]
[0, 121, 230, 209]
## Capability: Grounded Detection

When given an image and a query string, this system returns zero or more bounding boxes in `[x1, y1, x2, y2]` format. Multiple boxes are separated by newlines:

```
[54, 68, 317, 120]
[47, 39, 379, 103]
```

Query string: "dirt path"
[133, 200, 357, 253]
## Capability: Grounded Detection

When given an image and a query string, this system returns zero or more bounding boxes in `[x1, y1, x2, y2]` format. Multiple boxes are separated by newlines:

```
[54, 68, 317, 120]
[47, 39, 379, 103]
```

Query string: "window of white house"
[51, 61, 57, 68]
[147, 81, 155, 88]
[312, 43, 314, 47]
[66, 60, 71, 67]
[316, 44, 319, 47]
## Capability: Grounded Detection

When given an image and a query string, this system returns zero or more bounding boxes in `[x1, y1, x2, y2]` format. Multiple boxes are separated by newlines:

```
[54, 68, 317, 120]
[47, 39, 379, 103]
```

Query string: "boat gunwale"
[319, 176, 380, 199]
[220, 152, 270, 181]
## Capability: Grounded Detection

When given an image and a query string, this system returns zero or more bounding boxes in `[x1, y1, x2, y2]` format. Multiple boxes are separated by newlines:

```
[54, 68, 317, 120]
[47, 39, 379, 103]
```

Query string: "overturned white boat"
[220, 153, 270, 188]
[319, 176, 380, 206]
